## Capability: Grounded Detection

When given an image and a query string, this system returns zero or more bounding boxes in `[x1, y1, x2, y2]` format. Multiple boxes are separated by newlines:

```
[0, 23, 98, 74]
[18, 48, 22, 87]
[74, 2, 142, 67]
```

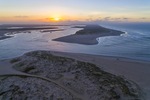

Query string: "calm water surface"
[0, 23, 150, 61]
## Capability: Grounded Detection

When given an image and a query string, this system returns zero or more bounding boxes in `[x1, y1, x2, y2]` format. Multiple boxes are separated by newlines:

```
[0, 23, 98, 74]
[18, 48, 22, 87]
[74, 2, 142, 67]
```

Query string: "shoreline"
[0, 48, 150, 63]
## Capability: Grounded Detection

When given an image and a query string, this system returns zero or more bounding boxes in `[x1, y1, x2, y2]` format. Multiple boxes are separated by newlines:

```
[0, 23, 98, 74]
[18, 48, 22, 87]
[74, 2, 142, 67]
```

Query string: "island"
[0, 50, 143, 100]
[53, 25, 124, 45]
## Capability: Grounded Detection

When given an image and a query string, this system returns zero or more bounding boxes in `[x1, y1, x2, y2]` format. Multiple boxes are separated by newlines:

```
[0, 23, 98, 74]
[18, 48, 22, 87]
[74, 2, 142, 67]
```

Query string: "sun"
[54, 17, 60, 21]
[49, 16, 62, 22]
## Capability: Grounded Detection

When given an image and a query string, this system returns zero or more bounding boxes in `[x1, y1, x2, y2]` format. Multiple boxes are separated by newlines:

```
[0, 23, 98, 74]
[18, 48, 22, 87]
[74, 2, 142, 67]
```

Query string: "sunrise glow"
[0, 0, 150, 24]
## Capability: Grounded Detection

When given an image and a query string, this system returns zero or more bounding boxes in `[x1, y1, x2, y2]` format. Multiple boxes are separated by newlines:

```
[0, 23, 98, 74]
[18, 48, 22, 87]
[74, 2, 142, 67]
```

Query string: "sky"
[0, 0, 150, 24]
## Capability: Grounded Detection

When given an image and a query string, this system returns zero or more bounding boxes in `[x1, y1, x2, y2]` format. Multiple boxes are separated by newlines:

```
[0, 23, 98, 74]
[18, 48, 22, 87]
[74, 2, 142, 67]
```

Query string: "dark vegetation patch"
[10, 58, 21, 63]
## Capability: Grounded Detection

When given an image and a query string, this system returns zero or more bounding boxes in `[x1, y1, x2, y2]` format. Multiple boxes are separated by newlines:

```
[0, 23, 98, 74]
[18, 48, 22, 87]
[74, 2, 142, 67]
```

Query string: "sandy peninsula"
[53, 25, 124, 45]
[0, 50, 149, 100]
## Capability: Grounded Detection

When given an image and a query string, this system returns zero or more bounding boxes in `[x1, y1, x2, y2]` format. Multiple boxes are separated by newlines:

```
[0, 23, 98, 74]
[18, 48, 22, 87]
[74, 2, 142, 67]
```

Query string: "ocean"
[0, 23, 150, 61]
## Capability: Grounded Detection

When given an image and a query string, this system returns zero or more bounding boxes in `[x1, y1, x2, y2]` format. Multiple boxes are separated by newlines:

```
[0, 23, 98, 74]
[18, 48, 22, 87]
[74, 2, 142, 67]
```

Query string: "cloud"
[14, 16, 29, 18]
[95, 17, 132, 22]
[104, 17, 111, 20]
[122, 17, 129, 20]
[140, 17, 147, 19]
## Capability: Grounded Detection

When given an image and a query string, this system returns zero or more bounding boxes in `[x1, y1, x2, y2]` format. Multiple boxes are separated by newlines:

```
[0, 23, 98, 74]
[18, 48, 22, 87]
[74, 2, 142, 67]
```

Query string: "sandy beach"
[51, 51, 150, 99]
[0, 51, 149, 99]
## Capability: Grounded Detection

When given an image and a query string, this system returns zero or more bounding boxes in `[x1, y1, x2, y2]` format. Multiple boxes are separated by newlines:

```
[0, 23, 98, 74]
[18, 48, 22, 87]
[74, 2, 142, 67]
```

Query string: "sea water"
[0, 23, 150, 61]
